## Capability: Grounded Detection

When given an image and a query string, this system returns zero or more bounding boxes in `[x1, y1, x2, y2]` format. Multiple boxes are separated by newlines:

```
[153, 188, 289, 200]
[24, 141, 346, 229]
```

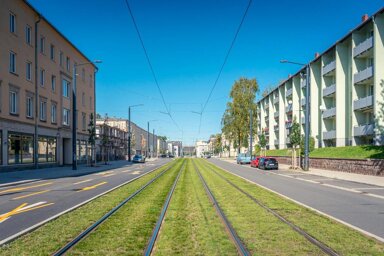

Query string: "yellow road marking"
[121, 169, 132, 173]
[73, 179, 93, 185]
[0, 202, 54, 223]
[132, 171, 141, 175]
[0, 182, 53, 195]
[80, 182, 108, 191]
[102, 173, 116, 177]
[12, 190, 50, 200]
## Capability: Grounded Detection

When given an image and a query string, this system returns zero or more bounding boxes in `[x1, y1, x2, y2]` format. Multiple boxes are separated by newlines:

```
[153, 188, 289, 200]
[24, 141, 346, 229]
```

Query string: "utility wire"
[123, 0, 181, 131]
[201, 0, 253, 114]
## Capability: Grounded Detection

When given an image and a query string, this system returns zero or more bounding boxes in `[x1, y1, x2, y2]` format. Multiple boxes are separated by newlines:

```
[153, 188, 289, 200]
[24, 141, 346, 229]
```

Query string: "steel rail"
[52, 160, 179, 256]
[143, 160, 186, 256]
[192, 161, 250, 256]
[204, 161, 339, 256]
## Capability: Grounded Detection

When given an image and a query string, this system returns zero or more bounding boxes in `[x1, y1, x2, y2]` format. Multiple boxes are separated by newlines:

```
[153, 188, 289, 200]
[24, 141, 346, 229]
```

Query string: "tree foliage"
[213, 133, 223, 154]
[300, 136, 315, 155]
[221, 77, 259, 153]
[289, 116, 301, 148]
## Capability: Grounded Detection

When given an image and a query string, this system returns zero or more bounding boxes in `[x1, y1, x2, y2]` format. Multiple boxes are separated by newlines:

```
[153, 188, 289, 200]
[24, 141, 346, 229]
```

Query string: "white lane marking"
[353, 187, 384, 190]
[0, 179, 41, 188]
[0, 164, 164, 246]
[102, 173, 116, 177]
[215, 163, 384, 243]
[365, 193, 384, 200]
[73, 179, 93, 185]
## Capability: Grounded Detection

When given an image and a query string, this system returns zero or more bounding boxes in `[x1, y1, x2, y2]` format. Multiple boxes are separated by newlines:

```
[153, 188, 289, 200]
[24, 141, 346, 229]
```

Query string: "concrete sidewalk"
[216, 157, 384, 187]
[0, 159, 159, 187]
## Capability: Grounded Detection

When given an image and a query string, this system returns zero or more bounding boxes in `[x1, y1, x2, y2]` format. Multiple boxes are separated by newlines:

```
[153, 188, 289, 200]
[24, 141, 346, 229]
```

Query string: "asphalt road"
[0, 158, 170, 244]
[209, 158, 384, 242]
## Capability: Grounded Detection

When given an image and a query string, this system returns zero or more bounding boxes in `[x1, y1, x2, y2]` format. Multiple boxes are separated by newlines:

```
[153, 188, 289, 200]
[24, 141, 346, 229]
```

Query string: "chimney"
[315, 52, 320, 58]
[362, 14, 368, 23]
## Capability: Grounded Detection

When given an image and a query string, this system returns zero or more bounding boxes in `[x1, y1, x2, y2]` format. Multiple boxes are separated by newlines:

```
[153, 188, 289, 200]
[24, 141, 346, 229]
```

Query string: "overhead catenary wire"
[123, 0, 181, 131]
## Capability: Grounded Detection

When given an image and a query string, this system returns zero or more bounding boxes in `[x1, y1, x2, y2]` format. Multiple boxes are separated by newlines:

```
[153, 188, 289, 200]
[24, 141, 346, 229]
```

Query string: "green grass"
[201, 159, 384, 255]
[309, 145, 384, 159]
[195, 159, 324, 255]
[0, 160, 180, 255]
[265, 149, 291, 157]
[153, 159, 237, 255]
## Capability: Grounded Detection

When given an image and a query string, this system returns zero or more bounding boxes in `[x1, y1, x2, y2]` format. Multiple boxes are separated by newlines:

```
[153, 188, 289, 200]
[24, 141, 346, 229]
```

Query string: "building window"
[8, 133, 34, 164]
[51, 103, 57, 123]
[9, 12, 16, 34]
[40, 100, 47, 121]
[40, 36, 45, 54]
[26, 96, 33, 118]
[89, 74, 93, 87]
[63, 108, 70, 126]
[50, 44, 55, 61]
[9, 91, 18, 114]
[82, 113, 86, 130]
[38, 136, 57, 163]
[26, 25, 31, 45]
[40, 69, 45, 86]
[51, 75, 56, 92]
[82, 92, 85, 106]
[59, 51, 63, 66]
[9, 51, 16, 74]
[26, 62, 32, 81]
[62, 79, 70, 98]
[89, 96, 92, 109]
[66, 57, 70, 71]
[82, 68, 85, 81]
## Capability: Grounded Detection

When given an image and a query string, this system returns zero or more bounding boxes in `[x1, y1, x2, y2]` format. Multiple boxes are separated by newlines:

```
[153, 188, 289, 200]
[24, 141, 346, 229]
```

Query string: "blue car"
[132, 154, 145, 163]
[236, 153, 251, 165]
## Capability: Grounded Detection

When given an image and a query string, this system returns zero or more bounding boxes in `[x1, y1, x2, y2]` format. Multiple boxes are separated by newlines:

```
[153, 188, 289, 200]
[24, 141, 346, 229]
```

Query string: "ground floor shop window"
[77, 140, 88, 162]
[8, 133, 34, 164]
[38, 136, 56, 163]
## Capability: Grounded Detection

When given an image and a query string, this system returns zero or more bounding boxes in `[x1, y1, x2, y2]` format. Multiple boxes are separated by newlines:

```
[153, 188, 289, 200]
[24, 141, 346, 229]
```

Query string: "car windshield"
[134, 155, 141, 158]
[267, 158, 277, 163]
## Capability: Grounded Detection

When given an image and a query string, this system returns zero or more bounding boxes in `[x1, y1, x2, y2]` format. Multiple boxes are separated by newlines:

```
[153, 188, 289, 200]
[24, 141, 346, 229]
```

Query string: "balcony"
[354, 66, 373, 85]
[322, 107, 336, 119]
[354, 124, 374, 137]
[322, 60, 336, 76]
[301, 116, 306, 124]
[274, 111, 279, 119]
[257, 131, 261, 136]
[274, 139, 279, 145]
[323, 84, 336, 97]
[353, 36, 373, 58]
[353, 95, 373, 111]
[301, 98, 306, 106]
[273, 97, 279, 105]
[323, 130, 336, 140]
[301, 79, 307, 88]
[285, 120, 293, 129]
[286, 88, 293, 97]
[256, 108, 260, 113]
[286, 137, 291, 144]
[274, 125, 279, 131]
[285, 104, 293, 113]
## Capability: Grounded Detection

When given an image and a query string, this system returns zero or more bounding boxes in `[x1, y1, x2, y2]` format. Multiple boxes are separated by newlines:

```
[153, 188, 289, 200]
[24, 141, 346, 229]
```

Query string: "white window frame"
[26, 61, 32, 81]
[40, 100, 47, 121]
[26, 96, 33, 118]
[51, 104, 57, 123]
[62, 79, 70, 98]
[26, 25, 31, 45]
[63, 108, 70, 126]
[9, 12, 16, 34]
[9, 51, 16, 74]
[10, 91, 17, 114]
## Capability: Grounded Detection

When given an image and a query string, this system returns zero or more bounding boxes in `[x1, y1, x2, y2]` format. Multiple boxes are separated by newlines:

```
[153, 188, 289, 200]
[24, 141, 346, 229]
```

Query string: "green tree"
[213, 133, 223, 155]
[375, 80, 384, 140]
[101, 114, 110, 164]
[300, 136, 315, 156]
[222, 77, 259, 153]
[258, 132, 267, 156]
[87, 113, 96, 166]
[289, 116, 301, 169]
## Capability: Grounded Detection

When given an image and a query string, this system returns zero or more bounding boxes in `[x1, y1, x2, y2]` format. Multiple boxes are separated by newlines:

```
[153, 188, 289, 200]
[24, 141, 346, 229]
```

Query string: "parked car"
[132, 154, 145, 163]
[259, 157, 278, 170]
[250, 157, 261, 168]
[236, 153, 251, 165]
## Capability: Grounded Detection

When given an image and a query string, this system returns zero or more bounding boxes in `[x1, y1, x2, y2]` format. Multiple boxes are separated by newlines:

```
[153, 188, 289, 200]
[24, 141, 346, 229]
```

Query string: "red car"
[250, 157, 261, 168]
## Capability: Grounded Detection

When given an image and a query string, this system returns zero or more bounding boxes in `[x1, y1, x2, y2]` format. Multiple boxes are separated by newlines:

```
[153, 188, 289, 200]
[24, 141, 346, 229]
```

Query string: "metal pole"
[250, 109, 253, 157]
[128, 107, 131, 161]
[72, 65, 77, 170]
[147, 121, 150, 158]
[304, 64, 310, 171]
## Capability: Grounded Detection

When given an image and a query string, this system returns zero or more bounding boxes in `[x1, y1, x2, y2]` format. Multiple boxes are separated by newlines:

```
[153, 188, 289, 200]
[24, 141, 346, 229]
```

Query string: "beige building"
[0, 0, 97, 169]
[256, 10, 384, 149]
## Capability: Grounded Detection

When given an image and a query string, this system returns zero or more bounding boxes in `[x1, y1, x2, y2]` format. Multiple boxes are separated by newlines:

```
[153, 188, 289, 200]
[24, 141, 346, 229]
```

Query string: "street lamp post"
[280, 60, 310, 171]
[72, 60, 101, 170]
[128, 104, 143, 162]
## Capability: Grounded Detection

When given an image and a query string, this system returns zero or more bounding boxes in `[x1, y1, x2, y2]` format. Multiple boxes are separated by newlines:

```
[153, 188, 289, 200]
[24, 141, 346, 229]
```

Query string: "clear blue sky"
[29, 0, 383, 145]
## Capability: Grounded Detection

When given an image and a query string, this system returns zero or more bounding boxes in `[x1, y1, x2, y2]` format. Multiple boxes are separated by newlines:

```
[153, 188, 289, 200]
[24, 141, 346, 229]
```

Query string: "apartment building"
[256, 9, 384, 149]
[0, 0, 97, 169]
[95, 122, 128, 161]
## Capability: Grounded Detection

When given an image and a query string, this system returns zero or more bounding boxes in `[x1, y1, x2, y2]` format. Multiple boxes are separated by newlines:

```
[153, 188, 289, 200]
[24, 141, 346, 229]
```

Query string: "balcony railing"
[322, 60, 336, 76]
[323, 130, 336, 140]
[274, 139, 279, 145]
[354, 124, 374, 137]
[353, 95, 373, 111]
[354, 66, 373, 84]
[322, 107, 336, 119]
[273, 97, 279, 105]
[286, 88, 293, 97]
[323, 84, 336, 97]
[285, 104, 292, 113]
[301, 98, 306, 106]
[274, 111, 279, 118]
[353, 36, 373, 57]
[274, 125, 279, 131]
[285, 120, 293, 129]
[301, 79, 306, 88]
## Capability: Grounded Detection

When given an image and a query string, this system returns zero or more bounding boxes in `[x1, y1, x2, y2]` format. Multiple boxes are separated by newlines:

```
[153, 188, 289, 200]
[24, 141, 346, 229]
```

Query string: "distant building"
[167, 141, 182, 156]
[95, 121, 127, 162]
[183, 146, 195, 156]
[195, 140, 208, 158]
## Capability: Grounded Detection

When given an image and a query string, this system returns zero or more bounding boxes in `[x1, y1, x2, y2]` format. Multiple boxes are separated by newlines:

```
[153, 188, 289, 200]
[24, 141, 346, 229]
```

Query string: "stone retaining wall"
[270, 156, 384, 176]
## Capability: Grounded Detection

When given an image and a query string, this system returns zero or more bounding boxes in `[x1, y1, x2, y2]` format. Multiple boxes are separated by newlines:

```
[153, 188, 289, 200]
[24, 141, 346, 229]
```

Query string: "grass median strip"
[67, 160, 183, 255]
[195, 159, 324, 255]
[201, 159, 384, 255]
[152, 159, 237, 256]
[0, 160, 177, 255]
